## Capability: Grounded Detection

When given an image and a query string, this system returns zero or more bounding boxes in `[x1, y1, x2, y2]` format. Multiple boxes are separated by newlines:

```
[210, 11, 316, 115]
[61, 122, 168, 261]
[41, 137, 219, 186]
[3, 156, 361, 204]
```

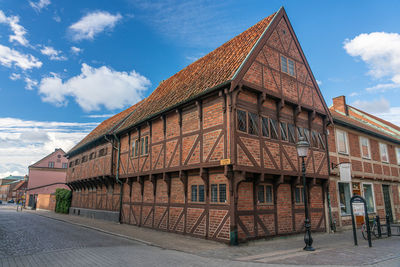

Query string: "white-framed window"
[380, 143, 389, 163]
[48, 161, 54, 168]
[360, 136, 370, 159]
[338, 182, 351, 216]
[362, 183, 375, 213]
[336, 129, 348, 154]
[396, 147, 400, 165]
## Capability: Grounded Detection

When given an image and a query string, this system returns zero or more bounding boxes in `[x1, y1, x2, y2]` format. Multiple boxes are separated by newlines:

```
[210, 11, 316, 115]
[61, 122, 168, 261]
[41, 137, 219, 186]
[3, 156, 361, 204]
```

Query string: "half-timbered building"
[328, 96, 400, 229]
[66, 7, 332, 243]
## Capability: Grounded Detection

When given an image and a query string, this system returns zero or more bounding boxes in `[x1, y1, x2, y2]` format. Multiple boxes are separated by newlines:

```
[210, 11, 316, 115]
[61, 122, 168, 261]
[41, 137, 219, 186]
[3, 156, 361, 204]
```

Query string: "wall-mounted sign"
[220, 159, 231, 165]
[339, 162, 351, 182]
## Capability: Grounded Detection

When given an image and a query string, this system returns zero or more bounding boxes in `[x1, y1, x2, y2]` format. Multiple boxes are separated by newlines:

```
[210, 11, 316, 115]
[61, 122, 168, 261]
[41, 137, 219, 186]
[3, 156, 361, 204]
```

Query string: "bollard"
[386, 215, 391, 237]
[376, 216, 382, 238]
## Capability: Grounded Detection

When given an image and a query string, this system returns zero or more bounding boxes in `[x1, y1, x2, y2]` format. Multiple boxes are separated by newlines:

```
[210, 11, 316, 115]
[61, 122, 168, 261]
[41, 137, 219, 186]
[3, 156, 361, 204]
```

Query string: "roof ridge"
[349, 105, 400, 132]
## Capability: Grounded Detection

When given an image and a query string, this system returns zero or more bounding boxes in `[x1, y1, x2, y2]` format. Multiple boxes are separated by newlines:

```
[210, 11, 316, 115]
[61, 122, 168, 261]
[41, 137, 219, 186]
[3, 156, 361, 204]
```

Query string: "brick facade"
[67, 8, 331, 243]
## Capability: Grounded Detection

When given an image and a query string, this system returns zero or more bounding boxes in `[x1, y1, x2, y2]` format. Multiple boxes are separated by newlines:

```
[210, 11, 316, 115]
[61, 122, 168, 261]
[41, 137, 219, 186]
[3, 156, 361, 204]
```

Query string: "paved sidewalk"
[23, 209, 400, 266]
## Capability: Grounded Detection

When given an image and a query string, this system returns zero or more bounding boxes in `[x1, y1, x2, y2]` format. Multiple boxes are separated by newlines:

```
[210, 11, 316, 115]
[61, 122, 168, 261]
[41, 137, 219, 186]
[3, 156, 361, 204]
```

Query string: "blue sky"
[1, 0, 400, 176]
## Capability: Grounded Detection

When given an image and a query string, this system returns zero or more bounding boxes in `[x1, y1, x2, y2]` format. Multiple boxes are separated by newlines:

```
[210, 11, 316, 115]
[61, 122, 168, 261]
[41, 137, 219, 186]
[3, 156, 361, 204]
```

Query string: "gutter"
[334, 118, 400, 145]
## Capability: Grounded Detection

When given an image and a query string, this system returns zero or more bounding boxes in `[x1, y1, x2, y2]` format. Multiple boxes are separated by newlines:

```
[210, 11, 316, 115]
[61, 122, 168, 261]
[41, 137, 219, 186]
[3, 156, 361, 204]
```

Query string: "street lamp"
[296, 136, 315, 251]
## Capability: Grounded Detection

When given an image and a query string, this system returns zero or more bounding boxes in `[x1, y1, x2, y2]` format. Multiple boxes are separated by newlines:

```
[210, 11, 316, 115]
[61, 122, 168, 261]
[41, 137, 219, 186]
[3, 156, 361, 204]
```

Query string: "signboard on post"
[350, 195, 372, 248]
[353, 203, 365, 216]
[339, 163, 351, 182]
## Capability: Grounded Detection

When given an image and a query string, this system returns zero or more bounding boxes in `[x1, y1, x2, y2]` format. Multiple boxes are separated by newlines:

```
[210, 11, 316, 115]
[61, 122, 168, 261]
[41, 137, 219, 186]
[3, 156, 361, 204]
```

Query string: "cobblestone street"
[1, 207, 400, 266]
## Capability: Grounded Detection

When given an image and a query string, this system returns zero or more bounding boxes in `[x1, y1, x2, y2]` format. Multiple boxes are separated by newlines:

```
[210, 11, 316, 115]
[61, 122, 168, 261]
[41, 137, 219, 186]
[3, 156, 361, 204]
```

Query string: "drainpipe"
[105, 134, 123, 223]
[114, 133, 123, 224]
[324, 123, 336, 232]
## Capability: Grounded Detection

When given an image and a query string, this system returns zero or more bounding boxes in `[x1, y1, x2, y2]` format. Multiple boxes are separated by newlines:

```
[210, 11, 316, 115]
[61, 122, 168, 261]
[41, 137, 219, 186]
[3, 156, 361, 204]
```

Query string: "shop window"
[280, 122, 288, 141]
[339, 182, 351, 215]
[270, 119, 279, 140]
[248, 112, 259, 135]
[211, 184, 227, 203]
[288, 124, 296, 143]
[294, 186, 304, 204]
[48, 161, 54, 168]
[261, 117, 269, 137]
[257, 184, 273, 204]
[191, 185, 205, 203]
[380, 143, 389, 162]
[363, 184, 375, 213]
[336, 129, 348, 154]
[237, 110, 247, 132]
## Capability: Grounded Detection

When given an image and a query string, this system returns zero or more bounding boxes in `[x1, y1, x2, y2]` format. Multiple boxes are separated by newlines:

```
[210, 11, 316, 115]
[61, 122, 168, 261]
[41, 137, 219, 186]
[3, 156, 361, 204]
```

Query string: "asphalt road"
[0, 209, 261, 267]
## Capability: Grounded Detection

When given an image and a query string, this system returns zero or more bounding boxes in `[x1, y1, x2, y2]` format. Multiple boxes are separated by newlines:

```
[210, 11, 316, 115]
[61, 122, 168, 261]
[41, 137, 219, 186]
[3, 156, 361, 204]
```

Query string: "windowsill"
[257, 203, 274, 206]
[338, 152, 349, 156]
[210, 202, 228, 205]
[381, 161, 389, 164]
[362, 156, 371, 160]
[190, 201, 205, 204]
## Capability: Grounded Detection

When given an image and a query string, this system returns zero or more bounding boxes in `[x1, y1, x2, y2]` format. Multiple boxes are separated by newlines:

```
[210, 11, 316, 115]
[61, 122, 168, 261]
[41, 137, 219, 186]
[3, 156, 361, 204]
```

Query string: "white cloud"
[40, 45, 67, 61]
[0, 10, 29, 46]
[70, 46, 82, 55]
[24, 77, 38, 90]
[69, 11, 122, 41]
[316, 80, 322, 86]
[29, 0, 51, 12]
[85, 114, 113, 118]
[0, 44, 42, 70]
[9, 73, 21, 80]
[344, 32, 400, 92]
[349, 92, 359, 97]
[0, 117, 98, 177]
[38, 63, 150, 111]
[352, 97, 391, 114]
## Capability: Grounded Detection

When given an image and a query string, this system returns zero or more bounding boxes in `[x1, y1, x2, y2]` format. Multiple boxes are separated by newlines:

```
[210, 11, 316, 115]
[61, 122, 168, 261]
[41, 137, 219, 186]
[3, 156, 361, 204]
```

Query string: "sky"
[1, 0, 400, 177]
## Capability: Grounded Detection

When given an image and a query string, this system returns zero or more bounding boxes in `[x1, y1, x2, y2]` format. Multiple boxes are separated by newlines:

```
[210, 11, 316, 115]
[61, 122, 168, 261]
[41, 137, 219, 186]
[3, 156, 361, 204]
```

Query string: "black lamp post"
[296, 136, 315, 251]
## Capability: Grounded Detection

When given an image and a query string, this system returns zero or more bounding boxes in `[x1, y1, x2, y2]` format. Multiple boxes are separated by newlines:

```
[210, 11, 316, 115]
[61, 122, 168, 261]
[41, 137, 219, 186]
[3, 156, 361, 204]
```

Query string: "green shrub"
[55, 188, 71, 214]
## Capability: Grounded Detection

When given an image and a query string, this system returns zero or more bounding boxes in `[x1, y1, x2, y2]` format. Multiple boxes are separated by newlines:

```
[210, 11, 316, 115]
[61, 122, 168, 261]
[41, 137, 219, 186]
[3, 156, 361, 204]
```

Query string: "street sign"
[220, 159, 231, 165]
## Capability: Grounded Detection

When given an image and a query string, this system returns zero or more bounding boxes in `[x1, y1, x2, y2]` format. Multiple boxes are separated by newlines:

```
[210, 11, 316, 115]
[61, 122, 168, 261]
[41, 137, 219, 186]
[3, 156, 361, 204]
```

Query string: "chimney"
[332, 96, 348, 116]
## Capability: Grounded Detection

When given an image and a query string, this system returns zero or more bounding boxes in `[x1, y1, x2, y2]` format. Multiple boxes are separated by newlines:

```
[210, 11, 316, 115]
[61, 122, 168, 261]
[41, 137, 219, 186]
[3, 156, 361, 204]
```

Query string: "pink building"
[27, 148, 69, 209]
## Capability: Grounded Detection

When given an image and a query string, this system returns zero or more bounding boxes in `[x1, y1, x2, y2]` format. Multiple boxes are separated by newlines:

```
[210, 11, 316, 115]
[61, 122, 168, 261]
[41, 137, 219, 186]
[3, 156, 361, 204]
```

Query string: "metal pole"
[376, 216, 382, 238]
[387, 215, 391, 237]
[302, 156, 315, 251]
[364, 203, 372, 247]
[350, 201, 357, 246]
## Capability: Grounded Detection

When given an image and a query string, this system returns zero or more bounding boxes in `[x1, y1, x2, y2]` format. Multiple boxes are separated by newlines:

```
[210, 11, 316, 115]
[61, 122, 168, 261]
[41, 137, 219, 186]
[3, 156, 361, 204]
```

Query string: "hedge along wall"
[55, 188, 72, 214]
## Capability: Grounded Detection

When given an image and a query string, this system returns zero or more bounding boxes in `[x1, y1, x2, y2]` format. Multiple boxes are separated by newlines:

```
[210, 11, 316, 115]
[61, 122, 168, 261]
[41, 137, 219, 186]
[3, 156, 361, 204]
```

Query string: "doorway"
[382, 185, 393, 222]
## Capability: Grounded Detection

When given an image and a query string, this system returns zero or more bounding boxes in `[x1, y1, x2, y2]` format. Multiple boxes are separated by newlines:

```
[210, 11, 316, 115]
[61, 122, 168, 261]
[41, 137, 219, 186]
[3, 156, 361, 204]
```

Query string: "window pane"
[281, 55, 288, 73]
[191, 185, 197, 202]
[318, 133, 326, 150]
[288, 59, 295, 76]
[140, 137, 144, 156]
[361, 137, 369, 158]
[288, 124, 295, 143]
[266, 185, 273, 203]
[198, 185, 205, 202]
[257, 185, 265, 203]
[211, 184, 218, 202]
[248, 112, 259, 135]
[337, 130, 347, 154]
[144, 136, 149, 155]
[270, 119, 279, 139]
[135, 140, 139, 157]
[280, 122, 288, 141]
[237, 110, 247, 132]
[262, 117, 269, 137]
[312, 131, 318, 148]
[363, 184, 374, 213]
[339, 183, 351, 215]
[397, 148, 400, 165]
[295, 187, 301, 203]
[219, 184, 226, 203]
[380, 143, 388, 162]
[304, 128, 310, 144]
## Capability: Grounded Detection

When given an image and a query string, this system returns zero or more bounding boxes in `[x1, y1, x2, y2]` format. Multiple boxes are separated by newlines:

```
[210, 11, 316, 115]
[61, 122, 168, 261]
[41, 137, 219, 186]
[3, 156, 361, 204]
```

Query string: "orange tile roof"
[68, 100, 144, 154]
[68, 11, 277, 155]
[116, 12, 276, 133]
